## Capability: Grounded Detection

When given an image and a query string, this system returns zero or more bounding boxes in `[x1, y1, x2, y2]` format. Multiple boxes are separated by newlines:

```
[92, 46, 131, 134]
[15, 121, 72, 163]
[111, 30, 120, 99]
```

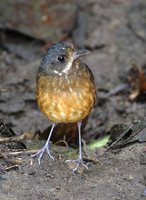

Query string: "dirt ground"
[1, 0, 146, 199]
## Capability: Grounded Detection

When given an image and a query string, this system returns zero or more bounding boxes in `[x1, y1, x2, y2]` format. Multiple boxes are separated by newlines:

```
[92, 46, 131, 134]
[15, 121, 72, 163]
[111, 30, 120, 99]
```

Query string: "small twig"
[107, 120, 146, 150]
[4, 165, 19, 171]
[0, 88, 10, 93]
[2, 149, 38, 156]
[0, 132, 33, 143]
[54, 135, 69, 147]
[83, 156, 99, 164]
[107, 126, 132, 150]
[0, 135, 26, 143]
[105, 83, 129, 98]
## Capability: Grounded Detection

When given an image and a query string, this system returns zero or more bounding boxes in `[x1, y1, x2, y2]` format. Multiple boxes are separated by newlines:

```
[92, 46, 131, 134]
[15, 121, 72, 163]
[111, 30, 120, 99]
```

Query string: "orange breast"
[36, 73, 96, 123]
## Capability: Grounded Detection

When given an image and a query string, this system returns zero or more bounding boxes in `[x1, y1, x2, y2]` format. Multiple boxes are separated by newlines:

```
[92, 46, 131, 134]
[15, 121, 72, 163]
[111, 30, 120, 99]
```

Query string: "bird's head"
[39, 41, 90, 76]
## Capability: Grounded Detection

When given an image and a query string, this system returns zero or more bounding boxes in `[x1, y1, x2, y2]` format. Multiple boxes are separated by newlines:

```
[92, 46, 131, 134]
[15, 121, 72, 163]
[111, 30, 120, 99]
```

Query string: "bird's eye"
[58, 56, 66, 62]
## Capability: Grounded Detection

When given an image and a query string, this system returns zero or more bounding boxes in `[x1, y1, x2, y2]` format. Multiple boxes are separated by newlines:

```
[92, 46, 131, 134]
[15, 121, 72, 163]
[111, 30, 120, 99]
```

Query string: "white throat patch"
[54, 70, 63, 76]
[62, 57, 74, 74]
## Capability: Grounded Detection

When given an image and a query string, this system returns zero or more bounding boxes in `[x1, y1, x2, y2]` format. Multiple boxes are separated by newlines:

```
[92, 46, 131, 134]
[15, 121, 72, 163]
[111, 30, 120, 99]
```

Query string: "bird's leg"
[65, 121, 88, 172]
[31, 122, 56, 165]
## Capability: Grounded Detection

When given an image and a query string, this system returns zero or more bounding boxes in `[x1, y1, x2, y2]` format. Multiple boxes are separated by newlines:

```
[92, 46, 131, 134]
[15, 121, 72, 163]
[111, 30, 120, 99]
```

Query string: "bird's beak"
[73, 49, 90, 59]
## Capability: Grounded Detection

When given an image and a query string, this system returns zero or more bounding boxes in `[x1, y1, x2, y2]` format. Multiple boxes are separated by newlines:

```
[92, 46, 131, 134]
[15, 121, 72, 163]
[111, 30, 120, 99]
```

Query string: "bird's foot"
[65, 158, 88, 172]
[31, 143, 54, 165]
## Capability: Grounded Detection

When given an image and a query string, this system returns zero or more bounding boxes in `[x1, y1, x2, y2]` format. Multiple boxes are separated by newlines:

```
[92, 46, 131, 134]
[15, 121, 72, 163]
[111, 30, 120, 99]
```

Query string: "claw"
[65, 158, 88, 172]
[31, 143, 54, 164]
[31, 123, 56, 165]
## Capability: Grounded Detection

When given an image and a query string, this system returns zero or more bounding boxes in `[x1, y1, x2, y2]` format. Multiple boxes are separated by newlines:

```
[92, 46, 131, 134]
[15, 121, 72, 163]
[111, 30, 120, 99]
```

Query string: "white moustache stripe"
[62, 57, 74, 74]
[54, 70, 63, 76]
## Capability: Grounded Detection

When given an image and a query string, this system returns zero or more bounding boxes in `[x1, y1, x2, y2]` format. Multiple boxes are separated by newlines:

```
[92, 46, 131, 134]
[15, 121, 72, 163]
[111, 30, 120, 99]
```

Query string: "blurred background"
[1, 1, 146, 200]
[1, 0, 146, 140]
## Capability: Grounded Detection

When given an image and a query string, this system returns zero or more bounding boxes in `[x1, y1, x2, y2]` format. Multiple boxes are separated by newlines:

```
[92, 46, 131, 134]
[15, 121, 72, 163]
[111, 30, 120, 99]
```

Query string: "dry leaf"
[128, 63, 146, 100]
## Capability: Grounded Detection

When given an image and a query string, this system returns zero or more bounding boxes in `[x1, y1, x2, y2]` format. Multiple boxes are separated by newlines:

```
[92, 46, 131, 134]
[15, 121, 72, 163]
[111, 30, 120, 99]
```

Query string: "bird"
[32, 41, 97, 171]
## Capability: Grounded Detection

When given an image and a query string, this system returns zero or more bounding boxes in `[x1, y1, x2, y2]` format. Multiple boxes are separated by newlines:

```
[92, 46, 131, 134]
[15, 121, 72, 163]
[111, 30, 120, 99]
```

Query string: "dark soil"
[1, 0, 146, 199]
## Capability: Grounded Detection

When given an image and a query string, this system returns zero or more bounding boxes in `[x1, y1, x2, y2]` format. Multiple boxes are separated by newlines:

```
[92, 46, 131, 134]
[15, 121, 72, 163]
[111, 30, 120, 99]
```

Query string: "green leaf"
[87, 135, 110, 150]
